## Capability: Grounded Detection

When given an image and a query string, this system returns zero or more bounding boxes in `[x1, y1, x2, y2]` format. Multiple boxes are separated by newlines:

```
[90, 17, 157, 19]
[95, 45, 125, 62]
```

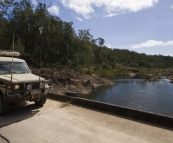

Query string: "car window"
[0, 62, 30, 74]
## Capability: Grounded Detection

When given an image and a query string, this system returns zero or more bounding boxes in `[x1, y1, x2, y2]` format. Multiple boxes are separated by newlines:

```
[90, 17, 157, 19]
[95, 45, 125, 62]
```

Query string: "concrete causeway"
[48, 93, 173, 129]
[0, 99, 173, 143]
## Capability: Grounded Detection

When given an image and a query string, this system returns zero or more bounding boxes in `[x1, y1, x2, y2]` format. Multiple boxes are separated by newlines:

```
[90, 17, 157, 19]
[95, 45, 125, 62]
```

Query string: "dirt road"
[0, 99, 173, 143]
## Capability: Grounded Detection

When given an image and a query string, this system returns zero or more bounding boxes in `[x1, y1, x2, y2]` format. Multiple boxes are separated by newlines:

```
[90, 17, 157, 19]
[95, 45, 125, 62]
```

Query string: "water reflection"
[80, 79, 173, 117]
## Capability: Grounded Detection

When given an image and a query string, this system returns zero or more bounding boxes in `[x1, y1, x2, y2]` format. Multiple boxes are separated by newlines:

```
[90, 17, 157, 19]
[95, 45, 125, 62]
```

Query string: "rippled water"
[80, 79, 173, 117]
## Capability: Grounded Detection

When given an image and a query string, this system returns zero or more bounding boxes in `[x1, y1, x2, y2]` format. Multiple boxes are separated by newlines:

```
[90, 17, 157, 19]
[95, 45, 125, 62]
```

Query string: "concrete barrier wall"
[48, 93, 173, 129]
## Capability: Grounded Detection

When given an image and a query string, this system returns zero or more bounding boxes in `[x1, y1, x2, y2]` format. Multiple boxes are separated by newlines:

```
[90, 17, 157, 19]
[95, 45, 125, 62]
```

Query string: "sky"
[28, 0, 173, 56]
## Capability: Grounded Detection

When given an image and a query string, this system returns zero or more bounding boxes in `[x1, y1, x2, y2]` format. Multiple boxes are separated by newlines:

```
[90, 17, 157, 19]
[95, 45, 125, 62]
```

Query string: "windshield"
[0, 62, 30, 75]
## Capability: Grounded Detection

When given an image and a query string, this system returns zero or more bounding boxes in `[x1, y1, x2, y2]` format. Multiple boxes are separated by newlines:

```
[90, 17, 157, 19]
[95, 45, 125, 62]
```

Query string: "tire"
[34, 95, 47, 106]
[0, 96, 9, 115]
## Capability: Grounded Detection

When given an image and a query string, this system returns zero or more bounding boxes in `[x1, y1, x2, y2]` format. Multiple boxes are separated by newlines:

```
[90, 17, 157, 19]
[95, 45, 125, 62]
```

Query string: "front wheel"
[34, 95, 47, 106]
[0, 96, 9, 115]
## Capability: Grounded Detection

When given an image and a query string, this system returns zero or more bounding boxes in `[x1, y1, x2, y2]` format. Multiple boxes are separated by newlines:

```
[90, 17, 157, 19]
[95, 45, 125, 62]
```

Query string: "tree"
[77, 29, 93, 43]
[96, 37, 105, 47]
[0, 0, 14, 16]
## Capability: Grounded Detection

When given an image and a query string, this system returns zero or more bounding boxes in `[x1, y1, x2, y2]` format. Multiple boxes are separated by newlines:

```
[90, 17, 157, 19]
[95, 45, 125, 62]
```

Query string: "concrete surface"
[48, 93, 173, 129]
[0, 136, 7, 143]
[0, 99, 173, 143]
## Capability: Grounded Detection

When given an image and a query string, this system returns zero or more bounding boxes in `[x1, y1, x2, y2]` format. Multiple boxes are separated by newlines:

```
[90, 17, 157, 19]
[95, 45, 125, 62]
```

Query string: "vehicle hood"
[0, 74, 45, 83]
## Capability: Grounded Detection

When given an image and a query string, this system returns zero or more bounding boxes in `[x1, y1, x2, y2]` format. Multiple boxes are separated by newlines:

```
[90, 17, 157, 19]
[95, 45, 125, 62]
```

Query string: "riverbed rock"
[30, 66, 114, 94]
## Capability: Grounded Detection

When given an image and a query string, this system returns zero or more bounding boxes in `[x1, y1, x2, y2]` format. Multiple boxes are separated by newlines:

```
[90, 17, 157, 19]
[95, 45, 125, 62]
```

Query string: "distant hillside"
[113, 49, 173, 69]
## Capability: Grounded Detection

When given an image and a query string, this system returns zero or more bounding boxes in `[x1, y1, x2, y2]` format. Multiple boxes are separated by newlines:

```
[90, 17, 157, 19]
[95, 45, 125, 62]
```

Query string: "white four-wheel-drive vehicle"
[0, 51, 52, 115]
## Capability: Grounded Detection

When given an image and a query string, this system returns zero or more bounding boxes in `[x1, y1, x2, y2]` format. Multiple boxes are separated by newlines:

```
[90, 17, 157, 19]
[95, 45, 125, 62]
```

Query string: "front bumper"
[2, 80, 52, 102]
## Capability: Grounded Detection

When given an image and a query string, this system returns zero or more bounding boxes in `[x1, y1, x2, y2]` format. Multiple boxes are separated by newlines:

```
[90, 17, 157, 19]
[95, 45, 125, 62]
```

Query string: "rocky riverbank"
[29, 63, 173, 94]
[30, 66, 114, 94]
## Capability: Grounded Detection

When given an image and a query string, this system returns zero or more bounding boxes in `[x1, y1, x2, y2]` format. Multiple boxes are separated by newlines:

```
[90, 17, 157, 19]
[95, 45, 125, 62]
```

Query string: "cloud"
[170, 5, 173, 9]
[105, 13, 117, 18]
[48, 5, 60, 16]
[75, 17, 83, 21]
[105, 43, 111, 48]
[60, 0, 159, 19]
[131, 40, 173, 49]
[61, 0, 94, 19]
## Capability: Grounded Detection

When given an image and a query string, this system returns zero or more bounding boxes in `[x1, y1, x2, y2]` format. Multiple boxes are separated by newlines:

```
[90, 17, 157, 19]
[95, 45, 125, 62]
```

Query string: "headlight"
[27, 84, 32, 91]
[40, 81, 52, 89]
[45, 83, 49, 89]
[7, 85, 12, 90]
[46, 80, 52, 87]
[14, 84, 20, 90]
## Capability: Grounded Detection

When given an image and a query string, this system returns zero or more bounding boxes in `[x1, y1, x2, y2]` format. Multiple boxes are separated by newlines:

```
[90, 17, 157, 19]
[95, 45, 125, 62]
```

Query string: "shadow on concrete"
[0, 102, 42, 128]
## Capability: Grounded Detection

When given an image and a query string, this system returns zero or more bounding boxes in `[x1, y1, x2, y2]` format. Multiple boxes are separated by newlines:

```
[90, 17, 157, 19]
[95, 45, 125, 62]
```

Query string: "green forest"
[1, 0, 173, 77]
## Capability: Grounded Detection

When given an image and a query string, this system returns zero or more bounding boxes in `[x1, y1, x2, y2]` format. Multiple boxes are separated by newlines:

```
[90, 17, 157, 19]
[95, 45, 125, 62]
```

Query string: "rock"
[30, 66, 114, 94]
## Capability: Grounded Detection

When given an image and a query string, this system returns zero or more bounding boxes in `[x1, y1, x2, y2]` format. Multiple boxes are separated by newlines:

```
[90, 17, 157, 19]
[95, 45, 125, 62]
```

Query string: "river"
[80, 78, 173, 117]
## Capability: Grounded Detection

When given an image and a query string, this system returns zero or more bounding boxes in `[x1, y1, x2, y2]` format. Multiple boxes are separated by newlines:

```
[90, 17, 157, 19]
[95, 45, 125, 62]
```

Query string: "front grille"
[25, 82, 40, 90]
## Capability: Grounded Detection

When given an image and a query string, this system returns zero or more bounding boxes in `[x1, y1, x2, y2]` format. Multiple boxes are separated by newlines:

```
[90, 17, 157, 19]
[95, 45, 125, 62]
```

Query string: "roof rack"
[0, 50, 20, 57]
